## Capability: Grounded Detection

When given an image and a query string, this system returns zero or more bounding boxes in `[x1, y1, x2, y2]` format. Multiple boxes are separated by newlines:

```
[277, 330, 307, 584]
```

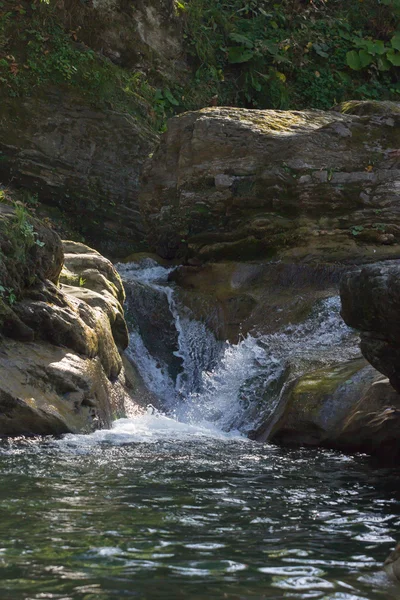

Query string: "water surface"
[0, 413, 400, 600]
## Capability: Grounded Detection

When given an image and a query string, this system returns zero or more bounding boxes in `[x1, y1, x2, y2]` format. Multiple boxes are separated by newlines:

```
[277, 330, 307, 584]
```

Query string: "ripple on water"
[0, 420, 400, 600]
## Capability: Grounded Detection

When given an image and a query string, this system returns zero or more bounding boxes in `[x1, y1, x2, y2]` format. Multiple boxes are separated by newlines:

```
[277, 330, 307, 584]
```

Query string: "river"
[0, 419, 400, 599]
[0, 260, 399, 599]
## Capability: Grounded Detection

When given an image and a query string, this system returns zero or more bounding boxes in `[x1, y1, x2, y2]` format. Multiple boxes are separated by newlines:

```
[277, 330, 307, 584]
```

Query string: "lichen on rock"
[140, 103, 400, 265]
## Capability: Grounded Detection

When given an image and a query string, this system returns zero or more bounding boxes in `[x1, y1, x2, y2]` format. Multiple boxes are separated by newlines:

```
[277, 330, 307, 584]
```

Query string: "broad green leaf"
[228, 46, 254, 64]
[377, 56, 391, 71]
[353, 37, 368, 48]
[366, 40, 386, 55]
[386, 50, 400, 66]
[339, 31, 352, 41]
[391, 32, 400, 51]
[359, 49, 373, 67]
[259, 8, 273, 17]
[313, 43, 329, 58]
[263, 41, 279, 56]
[229, 33, 254, 48]
[337, 71, 352, 83]
[164, 89, 180, 106]
[250, 77, 262, 91]
[346, 50, 362, 70]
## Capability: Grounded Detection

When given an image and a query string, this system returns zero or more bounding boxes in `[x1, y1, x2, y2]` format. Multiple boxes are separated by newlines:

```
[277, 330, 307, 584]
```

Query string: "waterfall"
[117, 260, 359, 436]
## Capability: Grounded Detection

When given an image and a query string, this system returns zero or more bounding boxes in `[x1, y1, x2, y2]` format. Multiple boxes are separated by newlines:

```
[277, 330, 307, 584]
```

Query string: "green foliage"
[13, 204, 45, 251]
[176, 0, 400, 111]
[346, 32, 400, 70]
[350, 225, 365, 237]
[0, 0, 160, 126]
[0, 284, 16, 306]
[0, 0, 398, 128]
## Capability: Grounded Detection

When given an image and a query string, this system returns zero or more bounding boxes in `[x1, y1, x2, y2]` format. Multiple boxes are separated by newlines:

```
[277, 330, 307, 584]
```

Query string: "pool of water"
[0, 412, 400, 599]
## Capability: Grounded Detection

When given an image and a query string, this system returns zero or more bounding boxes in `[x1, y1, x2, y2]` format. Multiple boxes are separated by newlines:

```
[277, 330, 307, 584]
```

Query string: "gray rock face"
[341, 259, 400, 393]
[140, 101, 400, 264]
[0, 92, 157, 256]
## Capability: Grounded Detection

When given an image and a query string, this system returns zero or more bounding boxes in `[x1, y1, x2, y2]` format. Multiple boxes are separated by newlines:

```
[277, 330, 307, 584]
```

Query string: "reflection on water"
[0, 413, 400, 599]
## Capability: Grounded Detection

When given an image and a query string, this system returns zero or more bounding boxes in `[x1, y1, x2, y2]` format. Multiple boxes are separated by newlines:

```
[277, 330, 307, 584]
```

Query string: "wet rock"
[266, 358, 400, 459]
[340, 260, 400, 393]
[0, 341, 131, 436]
[169, 261, 344, 343]
[140, 103, 400, 264]
[124, 278, 183, 381]
[384, 544, 400, 581]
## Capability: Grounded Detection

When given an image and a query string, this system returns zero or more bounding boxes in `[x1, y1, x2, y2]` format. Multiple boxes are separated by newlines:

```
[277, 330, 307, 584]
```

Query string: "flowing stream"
[119, 260, 359, 435]
[1, 260, 400, 599]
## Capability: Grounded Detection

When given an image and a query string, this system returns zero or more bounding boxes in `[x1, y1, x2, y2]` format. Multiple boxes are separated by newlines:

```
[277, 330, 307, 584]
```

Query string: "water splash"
[118, 260, 358, 435]
[58, 406, 243, 451]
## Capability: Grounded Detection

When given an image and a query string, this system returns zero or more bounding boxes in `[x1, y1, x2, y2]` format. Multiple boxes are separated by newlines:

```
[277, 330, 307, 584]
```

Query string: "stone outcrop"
[58, 0, 185, 78]
[341, 260, 400, 394]
[384, 544, 400, 581]
[0, 204, 137, 436]
[0, 92, 157, 257]
[266, 358, 400, 459]
[140, 101, 400, 263]
[168, 260, 344, 342]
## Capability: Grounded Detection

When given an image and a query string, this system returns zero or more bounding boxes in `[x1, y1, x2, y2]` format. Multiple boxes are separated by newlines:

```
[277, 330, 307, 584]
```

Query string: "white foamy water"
[118, 260, 359, 436]
[58, 407, 243, 451]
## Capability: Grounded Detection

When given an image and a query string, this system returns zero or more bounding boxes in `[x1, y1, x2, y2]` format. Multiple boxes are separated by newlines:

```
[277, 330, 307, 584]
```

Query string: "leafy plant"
[0, 284, 17, 306]
[179, 0, 400, 111]
[346, 32, 400, 71]
[0, 0, 399, 130]
[350, 225, 365, 237]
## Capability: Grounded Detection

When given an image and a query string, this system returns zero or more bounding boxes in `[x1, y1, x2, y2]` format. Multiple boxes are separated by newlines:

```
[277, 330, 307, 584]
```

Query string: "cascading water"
[117, 259, 359, 436]
[2, 261, 400, 600]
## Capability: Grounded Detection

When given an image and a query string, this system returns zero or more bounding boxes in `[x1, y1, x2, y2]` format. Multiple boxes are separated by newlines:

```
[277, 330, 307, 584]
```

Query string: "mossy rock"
[0, 203, 63, 330]
[141, 104, 400, 265]
[336, 100, 400, 116]
[268, 357, 376, 445]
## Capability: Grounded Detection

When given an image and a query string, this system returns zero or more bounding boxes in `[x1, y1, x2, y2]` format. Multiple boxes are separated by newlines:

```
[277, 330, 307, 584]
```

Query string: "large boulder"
[0, 205, 138, 436]
[266, 358, 400, 459]
[140, 101, 400, 263]
[0, 91, 157, 257]
[341, 260, 400, 394]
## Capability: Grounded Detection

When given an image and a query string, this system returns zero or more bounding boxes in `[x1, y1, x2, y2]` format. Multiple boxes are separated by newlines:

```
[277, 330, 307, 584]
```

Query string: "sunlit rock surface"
[0, 208, 137, 436]
[140, 101, 400, 264]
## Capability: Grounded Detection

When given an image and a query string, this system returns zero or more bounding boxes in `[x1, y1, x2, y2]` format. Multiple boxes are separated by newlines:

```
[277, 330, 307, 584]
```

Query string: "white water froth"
[175, 296, 357, 432]
[117, 259, 174, 284]
[117, 260, 358, 436]
[58, 407, 243, 451]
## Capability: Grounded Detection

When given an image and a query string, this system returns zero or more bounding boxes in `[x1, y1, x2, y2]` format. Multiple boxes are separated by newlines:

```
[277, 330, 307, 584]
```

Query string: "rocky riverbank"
[0, 203, 139, 435]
